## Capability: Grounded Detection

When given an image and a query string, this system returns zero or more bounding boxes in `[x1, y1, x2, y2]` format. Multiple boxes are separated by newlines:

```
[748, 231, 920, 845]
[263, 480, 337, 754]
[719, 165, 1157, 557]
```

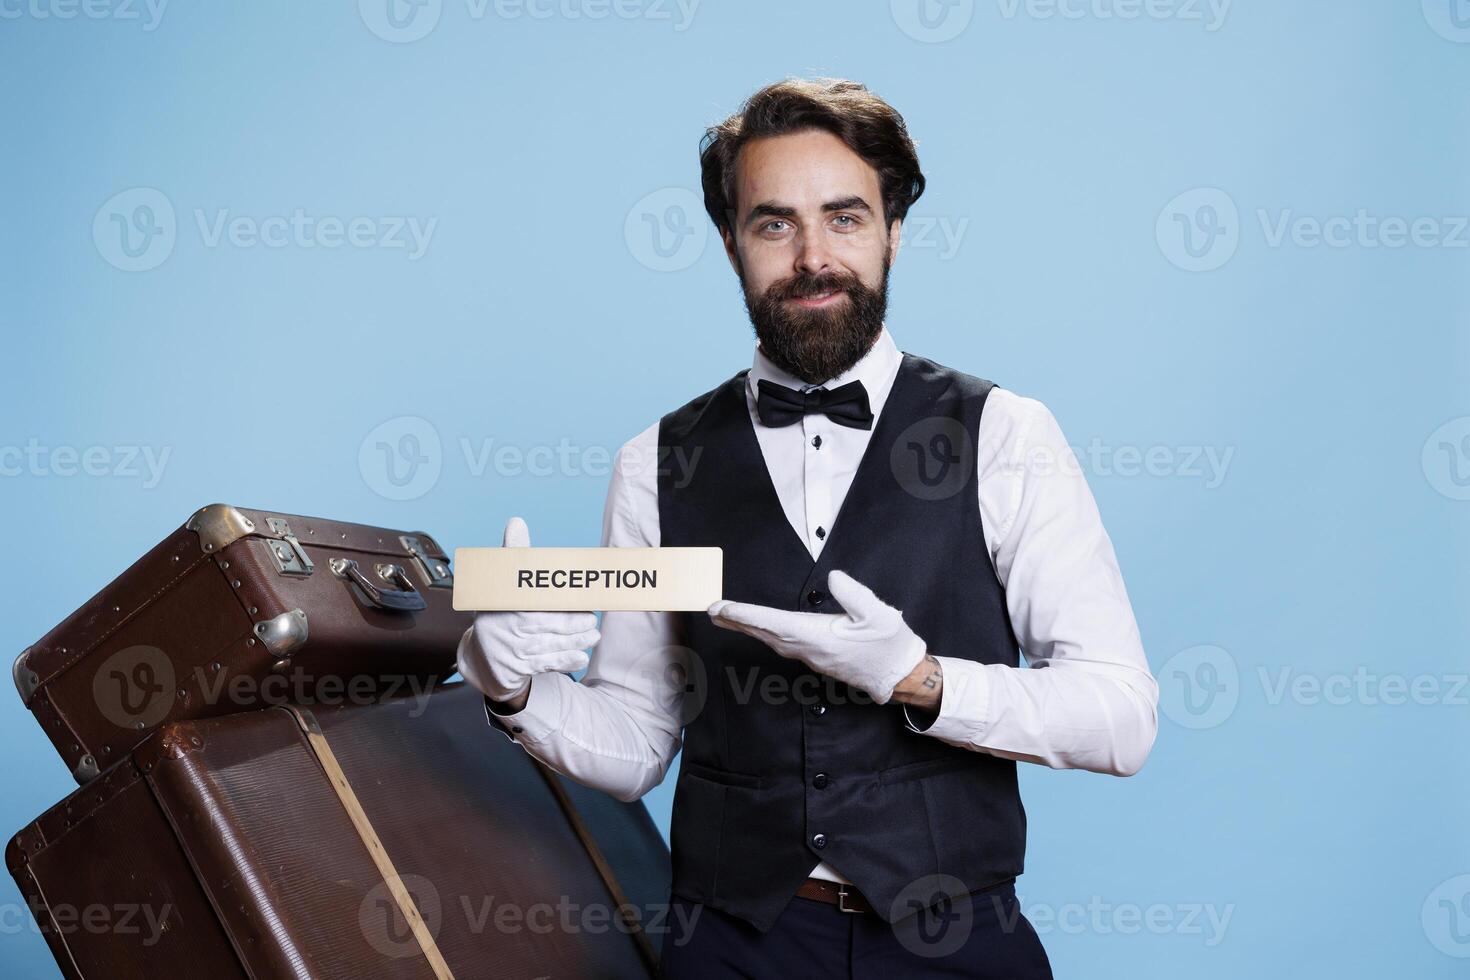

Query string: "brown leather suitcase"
[13, 504, 470, 783]
[7, 681, 670, 979]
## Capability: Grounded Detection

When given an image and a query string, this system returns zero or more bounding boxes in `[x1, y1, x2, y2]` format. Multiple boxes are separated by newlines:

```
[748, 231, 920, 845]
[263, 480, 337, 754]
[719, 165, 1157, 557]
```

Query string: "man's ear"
[886, 217, 903, 267]
[721, 225, 742, 276]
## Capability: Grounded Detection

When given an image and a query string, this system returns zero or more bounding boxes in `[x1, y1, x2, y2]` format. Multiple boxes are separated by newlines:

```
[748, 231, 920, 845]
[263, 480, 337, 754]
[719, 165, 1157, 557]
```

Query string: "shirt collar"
[748, 324, 903, 417]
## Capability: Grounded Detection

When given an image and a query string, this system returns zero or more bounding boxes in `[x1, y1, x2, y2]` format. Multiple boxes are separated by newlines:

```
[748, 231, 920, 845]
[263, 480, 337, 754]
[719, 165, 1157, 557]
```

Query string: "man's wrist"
[485, 679, 531, 716]
[891, 652, 944, 710]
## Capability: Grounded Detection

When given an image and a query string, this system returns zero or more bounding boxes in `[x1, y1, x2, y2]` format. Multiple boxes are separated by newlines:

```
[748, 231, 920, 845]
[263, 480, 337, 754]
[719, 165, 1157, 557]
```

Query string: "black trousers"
[658, 880, 1053, 979]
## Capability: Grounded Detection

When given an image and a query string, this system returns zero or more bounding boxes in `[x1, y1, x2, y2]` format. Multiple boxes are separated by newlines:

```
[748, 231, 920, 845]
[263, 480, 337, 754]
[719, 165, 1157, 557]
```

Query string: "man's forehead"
[735, 131, 880, 203]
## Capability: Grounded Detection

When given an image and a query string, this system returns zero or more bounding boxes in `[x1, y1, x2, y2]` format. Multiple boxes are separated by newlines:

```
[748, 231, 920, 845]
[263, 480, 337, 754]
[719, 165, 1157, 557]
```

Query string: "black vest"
[657, 352, 1026, 933]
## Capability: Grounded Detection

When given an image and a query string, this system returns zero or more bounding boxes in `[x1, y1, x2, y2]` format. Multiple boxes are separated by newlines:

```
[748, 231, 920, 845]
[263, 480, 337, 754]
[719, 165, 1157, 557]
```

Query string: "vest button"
[812, 772, 829, 789]
[809, 703, 827, 716]
[807, 589, 825, 606]
[811, 833, 828, 849]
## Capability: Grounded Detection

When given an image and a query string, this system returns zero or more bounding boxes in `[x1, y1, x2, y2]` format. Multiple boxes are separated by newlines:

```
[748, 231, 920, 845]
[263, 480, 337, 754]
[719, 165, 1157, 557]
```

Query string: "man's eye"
[762, 220, 790, 235]
[832, 214, 859, 229]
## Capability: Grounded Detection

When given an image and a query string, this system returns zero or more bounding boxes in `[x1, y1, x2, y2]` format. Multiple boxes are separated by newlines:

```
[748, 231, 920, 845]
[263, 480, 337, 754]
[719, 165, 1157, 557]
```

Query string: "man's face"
[722, 128, 901, 385]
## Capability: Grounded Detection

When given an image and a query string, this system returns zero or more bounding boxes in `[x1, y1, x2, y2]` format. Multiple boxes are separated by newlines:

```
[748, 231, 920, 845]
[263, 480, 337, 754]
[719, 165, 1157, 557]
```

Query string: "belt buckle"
[836, 883, 862, 914]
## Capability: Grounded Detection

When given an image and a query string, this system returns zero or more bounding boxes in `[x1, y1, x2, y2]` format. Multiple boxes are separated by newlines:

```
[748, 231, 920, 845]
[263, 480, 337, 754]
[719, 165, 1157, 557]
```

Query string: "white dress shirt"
[463, 325, 1159, 886]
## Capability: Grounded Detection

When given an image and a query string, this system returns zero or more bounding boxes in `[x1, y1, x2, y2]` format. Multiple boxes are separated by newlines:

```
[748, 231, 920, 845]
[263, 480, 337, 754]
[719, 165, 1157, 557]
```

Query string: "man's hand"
[457, 517, 601, 710]
[707, 570, 927, 705]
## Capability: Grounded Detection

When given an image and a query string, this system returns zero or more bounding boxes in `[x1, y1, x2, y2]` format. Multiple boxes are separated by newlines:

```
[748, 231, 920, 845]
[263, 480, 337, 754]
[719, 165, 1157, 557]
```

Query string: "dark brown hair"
[698, 77, 926, 237]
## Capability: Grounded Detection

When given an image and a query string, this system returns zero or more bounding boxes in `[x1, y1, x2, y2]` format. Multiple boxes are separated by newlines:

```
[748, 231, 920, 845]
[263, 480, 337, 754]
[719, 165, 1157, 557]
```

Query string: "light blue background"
[3, 1, 1467, 976]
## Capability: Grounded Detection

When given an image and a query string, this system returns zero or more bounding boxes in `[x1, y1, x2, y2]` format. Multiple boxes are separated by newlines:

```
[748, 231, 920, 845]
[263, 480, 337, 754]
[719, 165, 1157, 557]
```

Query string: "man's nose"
[794, 232, 835, 277]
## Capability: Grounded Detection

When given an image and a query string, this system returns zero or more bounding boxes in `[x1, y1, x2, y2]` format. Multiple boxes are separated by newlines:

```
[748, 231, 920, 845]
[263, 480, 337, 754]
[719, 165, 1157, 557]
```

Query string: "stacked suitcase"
[7, 504, 670, 979]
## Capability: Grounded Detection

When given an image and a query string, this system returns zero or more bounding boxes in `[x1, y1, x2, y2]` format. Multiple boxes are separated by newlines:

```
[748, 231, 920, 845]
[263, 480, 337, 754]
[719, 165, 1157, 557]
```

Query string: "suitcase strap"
[286, 707, 457, 980]
[532, 761, 661, 976]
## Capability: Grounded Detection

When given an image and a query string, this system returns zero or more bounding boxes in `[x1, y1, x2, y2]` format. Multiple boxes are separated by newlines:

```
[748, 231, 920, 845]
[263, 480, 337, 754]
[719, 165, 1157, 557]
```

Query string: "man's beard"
[740, 259, 890, 385]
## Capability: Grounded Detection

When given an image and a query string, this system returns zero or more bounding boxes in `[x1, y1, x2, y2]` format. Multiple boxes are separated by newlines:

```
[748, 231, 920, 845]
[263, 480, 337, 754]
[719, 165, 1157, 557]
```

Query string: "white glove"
[707, 570, 927, 705]
[456, 517, 601, 702]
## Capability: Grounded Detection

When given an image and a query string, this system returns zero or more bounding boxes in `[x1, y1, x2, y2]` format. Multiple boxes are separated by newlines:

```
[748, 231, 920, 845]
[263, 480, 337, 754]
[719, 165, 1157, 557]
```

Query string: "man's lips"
[786, 288, 847, 308]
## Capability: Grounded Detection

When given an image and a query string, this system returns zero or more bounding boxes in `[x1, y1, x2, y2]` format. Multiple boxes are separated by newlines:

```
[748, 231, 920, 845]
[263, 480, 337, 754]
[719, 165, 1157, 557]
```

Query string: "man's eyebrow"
[743, 195, 875, 226]
[822, 196, 873, 215]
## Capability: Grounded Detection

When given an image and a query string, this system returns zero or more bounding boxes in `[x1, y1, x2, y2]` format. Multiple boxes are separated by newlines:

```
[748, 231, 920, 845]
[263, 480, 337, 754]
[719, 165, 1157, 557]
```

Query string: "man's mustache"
[768, 273, 861, 301]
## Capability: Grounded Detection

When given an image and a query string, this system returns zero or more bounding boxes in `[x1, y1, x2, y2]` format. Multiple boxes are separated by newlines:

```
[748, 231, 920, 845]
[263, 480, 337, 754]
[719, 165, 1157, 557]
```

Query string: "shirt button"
[814, 527, 826, 540]
[812, 772, 830, 789]
[809, 703, 827, 717]
[812, 435, 822, 449]
[807, 589, 825, 606]
[811, 833, 828, 849]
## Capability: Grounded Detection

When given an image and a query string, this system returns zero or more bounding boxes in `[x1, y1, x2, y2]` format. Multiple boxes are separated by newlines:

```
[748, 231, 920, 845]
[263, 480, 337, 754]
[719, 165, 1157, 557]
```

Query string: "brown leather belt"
[794, 877, 878, 914]
[795, 875, 1018, 915]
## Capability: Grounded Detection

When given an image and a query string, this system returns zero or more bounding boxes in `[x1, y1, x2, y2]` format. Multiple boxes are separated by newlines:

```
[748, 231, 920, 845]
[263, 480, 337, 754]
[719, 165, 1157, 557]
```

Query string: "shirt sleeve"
[901, 390, 1160, 777]
[467, 420, 687, 802]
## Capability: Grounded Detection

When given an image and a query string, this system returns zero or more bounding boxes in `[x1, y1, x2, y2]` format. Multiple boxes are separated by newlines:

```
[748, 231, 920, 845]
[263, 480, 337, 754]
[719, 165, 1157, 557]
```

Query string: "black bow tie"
[756, 378, 874, 430]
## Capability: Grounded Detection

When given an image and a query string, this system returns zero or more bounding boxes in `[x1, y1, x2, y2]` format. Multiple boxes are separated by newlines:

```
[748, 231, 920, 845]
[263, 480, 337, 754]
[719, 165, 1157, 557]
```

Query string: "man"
[457, 77, 1158, 978]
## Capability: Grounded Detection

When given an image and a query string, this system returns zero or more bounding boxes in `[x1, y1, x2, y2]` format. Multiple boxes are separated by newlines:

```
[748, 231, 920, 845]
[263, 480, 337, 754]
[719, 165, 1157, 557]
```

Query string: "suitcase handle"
[330, 558, 428, 612]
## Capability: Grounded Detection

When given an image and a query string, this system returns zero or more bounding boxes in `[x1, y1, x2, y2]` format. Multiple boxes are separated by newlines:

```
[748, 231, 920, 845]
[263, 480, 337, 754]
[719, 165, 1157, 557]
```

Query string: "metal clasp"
[400, 535, 452, 589]
[837, 884, 862, 914]
[266, 518, 314, 576]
